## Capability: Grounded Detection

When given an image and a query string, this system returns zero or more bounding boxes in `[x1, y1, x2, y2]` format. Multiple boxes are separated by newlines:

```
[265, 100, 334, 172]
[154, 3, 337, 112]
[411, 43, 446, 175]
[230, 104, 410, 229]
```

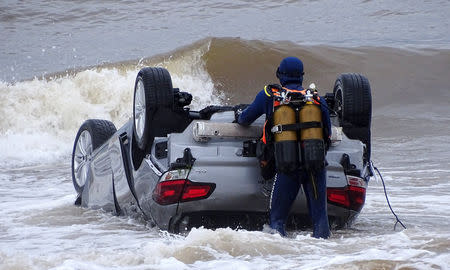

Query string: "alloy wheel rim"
[134, 79, 146, 140]
[74, 130, 93, 187]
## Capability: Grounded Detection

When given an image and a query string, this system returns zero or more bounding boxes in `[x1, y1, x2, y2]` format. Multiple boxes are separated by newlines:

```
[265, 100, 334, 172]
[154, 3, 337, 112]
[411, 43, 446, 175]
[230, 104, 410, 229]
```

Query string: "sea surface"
[1, 1, 450, 269]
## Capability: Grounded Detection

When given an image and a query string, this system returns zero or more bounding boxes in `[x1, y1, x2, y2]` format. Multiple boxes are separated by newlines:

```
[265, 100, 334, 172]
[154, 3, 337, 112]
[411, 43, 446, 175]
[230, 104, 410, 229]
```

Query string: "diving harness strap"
[268, 85, 324, 199]
[271, 121, 322, 134]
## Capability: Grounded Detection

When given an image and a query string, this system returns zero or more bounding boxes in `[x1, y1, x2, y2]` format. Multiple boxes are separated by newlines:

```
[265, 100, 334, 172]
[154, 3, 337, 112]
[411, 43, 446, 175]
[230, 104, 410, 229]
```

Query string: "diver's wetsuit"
[238, 82, 331, 238]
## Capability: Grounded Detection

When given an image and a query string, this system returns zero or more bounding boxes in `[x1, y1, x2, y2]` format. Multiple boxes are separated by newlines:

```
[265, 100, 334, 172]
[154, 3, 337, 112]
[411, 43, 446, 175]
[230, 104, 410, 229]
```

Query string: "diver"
[236, 57, 332, 238]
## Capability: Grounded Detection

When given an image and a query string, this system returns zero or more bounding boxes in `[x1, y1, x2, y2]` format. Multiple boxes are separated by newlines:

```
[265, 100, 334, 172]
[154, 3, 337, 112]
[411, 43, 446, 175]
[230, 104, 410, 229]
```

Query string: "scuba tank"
[273, 103, 299, 173]
[268, 84, 326, 173]
[299, 89, 325, 170]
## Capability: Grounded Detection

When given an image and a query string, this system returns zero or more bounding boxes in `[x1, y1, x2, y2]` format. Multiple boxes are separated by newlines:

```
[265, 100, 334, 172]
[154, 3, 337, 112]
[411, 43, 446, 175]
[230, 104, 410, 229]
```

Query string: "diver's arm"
[237, 90, 266, 126]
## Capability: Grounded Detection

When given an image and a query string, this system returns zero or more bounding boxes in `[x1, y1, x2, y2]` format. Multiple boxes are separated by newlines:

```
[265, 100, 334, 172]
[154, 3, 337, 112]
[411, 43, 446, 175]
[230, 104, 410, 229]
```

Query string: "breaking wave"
[0, 40, 221, 167]
[1, 37, 449, 166]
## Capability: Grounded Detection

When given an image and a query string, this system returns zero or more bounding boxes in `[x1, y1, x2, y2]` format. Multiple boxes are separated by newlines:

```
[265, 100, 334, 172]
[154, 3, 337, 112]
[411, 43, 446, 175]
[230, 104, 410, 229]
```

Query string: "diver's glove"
[233, 104, 248, 123]
[233, 109, 243, 123]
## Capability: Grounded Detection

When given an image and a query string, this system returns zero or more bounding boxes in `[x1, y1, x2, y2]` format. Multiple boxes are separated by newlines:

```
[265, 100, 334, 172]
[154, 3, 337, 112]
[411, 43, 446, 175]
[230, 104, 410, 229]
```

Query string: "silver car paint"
[82, 110, 369, 231]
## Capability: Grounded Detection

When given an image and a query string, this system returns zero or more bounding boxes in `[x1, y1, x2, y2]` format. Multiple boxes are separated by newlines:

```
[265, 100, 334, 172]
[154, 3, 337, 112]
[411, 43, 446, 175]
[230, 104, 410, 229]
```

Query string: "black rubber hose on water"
[313, 93, 406, 230]
[371, 162, 407, 230]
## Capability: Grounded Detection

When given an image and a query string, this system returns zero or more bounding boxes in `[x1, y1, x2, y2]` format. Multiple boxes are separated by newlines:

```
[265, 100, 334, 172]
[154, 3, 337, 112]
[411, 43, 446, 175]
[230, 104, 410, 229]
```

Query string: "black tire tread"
[333, 73, 372, 162]
[335, 73, 372, 127]
[71, 119, 117, 193]
[87, 119, 118, 149]
[133, 67, 174, 151]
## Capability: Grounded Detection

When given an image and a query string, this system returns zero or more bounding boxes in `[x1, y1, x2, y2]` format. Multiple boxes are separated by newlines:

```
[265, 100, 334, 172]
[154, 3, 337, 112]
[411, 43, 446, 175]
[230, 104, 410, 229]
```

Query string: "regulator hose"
[313, 95, 338, 115]
[371, 161, 407, 230]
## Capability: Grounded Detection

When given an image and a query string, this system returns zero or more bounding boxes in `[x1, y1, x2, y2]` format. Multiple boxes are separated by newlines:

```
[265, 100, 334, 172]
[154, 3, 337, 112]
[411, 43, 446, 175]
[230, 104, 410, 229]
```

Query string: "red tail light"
[152, 179, 215, 205]
[182, 184, 212, 200]
[327, 188, 350, 208]
[152, 180, 186, 205]
[327, 185, 366, 211]
[348, 186, 366, 211]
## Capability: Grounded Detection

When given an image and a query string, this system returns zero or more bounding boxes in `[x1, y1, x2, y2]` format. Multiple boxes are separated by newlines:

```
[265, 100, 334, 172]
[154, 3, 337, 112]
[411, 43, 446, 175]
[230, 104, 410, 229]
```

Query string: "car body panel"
[78, 110, 370, 232]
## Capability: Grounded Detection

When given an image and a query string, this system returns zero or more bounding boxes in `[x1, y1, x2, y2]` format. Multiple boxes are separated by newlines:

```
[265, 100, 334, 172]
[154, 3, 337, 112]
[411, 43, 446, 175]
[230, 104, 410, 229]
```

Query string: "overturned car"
[71, 67, 372, 233]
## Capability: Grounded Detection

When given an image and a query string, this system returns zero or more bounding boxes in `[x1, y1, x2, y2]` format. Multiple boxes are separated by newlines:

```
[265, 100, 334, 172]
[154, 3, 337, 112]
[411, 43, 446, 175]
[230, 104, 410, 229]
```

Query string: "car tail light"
[182, 183, 212, 200]
[152, 178, 215, 205]
[327, 188, 350, 208]
[327, 176, 366, 211]
[348, 186, 366, 211]
[153, 180, 186, 205]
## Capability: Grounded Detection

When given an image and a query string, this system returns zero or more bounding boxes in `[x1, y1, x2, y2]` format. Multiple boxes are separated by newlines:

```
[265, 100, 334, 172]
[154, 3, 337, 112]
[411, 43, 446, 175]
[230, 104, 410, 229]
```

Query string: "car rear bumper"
[168, 208, 358, 233]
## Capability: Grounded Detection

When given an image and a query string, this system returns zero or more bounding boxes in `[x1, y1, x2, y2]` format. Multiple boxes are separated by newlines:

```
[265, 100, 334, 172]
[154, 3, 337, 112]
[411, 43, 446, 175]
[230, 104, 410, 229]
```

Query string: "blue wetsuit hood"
[276, 57, 304, 86]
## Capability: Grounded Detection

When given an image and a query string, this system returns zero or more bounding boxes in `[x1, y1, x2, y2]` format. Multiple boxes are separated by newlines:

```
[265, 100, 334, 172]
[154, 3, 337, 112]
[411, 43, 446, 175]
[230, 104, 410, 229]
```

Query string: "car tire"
[333, 73, 372, 127]
[133, 67, 174, 151]
[333, 73, 372, 161]
[71, 119, 117, 194]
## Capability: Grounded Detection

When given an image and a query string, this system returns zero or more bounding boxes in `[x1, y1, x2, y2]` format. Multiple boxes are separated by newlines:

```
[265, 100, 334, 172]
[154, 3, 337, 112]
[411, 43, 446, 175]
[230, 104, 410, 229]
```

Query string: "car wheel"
[133, 67, 174, 151]
[333, 73, 372, 127]
[333, 73, 372, 161]
[71, 119, 117, 194]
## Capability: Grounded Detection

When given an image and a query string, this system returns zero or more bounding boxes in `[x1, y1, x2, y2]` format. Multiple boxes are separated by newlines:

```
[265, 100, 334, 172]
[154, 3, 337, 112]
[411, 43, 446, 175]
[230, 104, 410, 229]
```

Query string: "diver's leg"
[270, 172, 300, 236]
[303, 169, 330, 238]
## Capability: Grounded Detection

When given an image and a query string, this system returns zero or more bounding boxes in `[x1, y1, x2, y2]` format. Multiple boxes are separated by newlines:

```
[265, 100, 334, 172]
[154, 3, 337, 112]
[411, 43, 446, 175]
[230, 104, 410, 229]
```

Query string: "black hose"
[314, 93, 405, 230]
[371, 162, 407, 230]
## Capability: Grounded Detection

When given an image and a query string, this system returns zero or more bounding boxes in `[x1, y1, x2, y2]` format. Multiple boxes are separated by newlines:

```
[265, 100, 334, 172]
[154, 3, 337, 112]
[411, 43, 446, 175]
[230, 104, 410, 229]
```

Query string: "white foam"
[140, 227, 299, 266]
[0, 47, 223, 167]
[0, 69, 135, 167]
